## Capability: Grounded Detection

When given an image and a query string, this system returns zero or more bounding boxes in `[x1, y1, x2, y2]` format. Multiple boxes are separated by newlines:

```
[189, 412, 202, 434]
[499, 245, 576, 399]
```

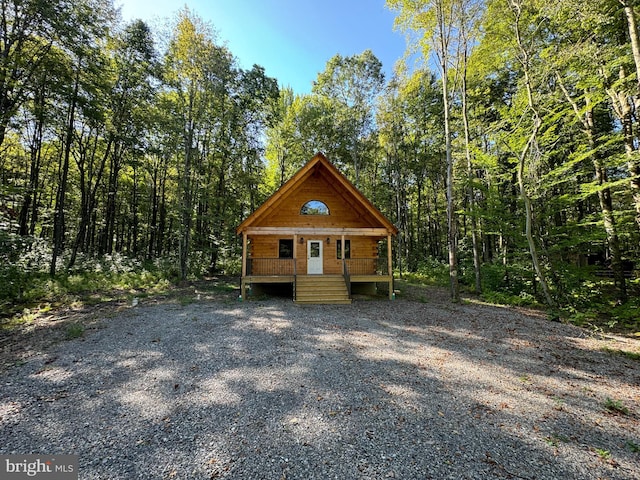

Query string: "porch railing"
[245, 257, 388, 276]
[246, 258, 296, 276]
[345, 258, 389, 275]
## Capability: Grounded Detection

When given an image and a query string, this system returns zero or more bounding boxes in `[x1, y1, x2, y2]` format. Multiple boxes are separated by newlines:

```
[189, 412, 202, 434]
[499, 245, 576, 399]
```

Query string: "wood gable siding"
[237, 153, 397, 234]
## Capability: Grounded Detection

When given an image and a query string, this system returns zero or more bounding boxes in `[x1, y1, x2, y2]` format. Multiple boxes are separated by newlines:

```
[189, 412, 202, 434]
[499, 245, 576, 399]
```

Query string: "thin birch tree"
[389, 0, 461, 301]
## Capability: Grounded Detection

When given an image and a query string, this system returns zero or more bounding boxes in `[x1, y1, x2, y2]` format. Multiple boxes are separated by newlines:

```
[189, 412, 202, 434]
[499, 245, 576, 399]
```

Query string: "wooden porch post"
[341, 234, 345, 273]
[241, 231, 247, 299]
[387, 233, 393, 300]
[293, 234, 298, 274]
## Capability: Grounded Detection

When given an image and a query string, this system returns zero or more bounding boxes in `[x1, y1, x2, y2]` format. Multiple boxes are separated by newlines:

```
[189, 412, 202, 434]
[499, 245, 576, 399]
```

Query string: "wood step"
[297, 284, 347, 291]
[295, 275, 351, 304]
[295, 299, 352, 305]
[296, 275, 344, 283]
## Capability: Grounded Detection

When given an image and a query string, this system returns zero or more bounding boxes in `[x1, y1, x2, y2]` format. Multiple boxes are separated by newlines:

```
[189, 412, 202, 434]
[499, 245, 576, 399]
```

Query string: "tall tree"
[456, 0, 484, 293]
[618, 0, 640, 231]
[265, 87, 297, 188]
[545, 0, 628, 301]
[163, 9, 218, 280]
[505, 0, 555, 307]
[389, 0, 461, 301]
[312, 50, 385, 187]
[99, 19, 156, 255]
[16, 47, 66, 237]
[50, 0, 115, 275]
[0, 0, 73, 148]
[378, 69, 445, 272]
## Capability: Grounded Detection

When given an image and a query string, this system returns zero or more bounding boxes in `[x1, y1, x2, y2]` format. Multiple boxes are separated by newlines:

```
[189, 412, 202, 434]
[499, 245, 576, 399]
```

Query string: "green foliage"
[0, 232, 47, 313]
[600, 347, 640, 362]
[1, 1, 640, 341]
[554, 266, 640, 332]
[472, 262, 540, 306]
[0, 245, 174, 319]
[609, 294, 640, 331]
[603, 398, 630, 416]
[187, 248, 242, 278]
[401, 259, 450, 287]
[178, 295, 195, 306]
[480, 290, 538, 307]
[400, 255, 640, 331]
[544, 433, 570, 447]
[65, 323, 85, 339]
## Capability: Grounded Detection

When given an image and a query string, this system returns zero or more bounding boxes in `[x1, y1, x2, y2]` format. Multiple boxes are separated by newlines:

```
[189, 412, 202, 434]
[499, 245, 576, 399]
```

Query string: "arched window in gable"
[300, 200, 329, 215]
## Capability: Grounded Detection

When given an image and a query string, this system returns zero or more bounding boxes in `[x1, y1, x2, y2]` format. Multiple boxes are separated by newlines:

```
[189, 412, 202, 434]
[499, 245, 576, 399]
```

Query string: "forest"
[1, 0, 639, 332]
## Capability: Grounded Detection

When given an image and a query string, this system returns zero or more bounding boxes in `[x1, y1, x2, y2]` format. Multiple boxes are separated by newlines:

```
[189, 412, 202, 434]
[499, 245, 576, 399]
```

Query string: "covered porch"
[239, 227, 394, 303]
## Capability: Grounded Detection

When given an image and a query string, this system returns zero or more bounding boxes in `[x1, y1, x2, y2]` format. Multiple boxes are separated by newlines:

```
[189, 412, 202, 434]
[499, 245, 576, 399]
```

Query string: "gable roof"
[237, 152, 398, 235]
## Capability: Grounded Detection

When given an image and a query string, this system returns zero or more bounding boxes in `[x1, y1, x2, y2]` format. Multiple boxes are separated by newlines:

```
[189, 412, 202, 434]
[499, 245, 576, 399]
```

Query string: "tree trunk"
[436, 0, 459, 302]
[157, 160, 169, 257]
[587, 109, 626, 301]
[102, 141, 124, 255]
[461, 49, 482, 294]
[68, 135, 111, 269]
[148, 158, 159, 259]
[50, 60, 81, 276]
[619, 0, 640, 231]
[132, 163, 139, 255]
[208, 156, 229, 273]
[19, 82, 46, 236]
[510, 0, 555, 308]
[180, 100, 195, 280]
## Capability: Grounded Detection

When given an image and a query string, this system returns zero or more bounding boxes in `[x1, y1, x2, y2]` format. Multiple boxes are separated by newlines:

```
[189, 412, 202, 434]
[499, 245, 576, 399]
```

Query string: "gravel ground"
[1, 290, 639, 479]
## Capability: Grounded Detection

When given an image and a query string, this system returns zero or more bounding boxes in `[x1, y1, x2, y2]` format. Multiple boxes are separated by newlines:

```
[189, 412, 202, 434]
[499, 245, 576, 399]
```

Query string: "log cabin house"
[236, 153, 398, 304]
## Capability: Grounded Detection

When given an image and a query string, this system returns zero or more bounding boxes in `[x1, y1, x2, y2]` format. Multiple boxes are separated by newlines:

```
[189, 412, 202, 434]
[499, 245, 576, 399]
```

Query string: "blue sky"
[116, 0, 407, 94]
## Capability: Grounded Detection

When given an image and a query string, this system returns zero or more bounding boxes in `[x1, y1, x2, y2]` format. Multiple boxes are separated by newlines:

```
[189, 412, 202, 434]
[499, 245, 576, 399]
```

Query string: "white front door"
[307, 240, 323, 274]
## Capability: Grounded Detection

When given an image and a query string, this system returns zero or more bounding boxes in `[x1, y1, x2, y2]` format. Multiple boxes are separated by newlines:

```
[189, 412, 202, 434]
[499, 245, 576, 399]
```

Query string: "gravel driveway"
[1, 291, 639, 479]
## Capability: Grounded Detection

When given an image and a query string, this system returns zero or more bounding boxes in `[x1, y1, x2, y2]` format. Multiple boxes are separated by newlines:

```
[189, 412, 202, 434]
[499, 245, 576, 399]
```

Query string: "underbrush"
[0, 260, 173, 328]
[0, 231, 244, 326]
[551, 263, 640, 333]
[398, 259, 450, 288]
[0, 234, 172, 327]
[0, 258, 242, 338]
[397, 258, 639, 336]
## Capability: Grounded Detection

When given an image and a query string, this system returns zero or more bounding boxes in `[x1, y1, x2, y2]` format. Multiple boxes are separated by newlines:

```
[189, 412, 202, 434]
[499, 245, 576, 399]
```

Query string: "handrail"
[343, 257, 351, 298]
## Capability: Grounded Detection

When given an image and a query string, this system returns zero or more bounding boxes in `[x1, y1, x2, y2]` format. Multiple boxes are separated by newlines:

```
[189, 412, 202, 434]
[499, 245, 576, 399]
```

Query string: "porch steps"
[294, 275, 351, 305]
